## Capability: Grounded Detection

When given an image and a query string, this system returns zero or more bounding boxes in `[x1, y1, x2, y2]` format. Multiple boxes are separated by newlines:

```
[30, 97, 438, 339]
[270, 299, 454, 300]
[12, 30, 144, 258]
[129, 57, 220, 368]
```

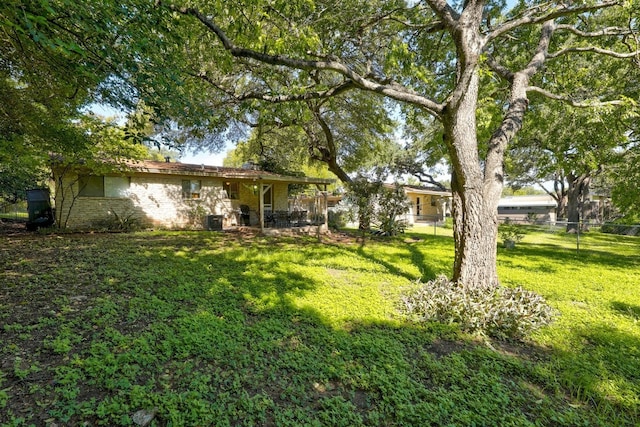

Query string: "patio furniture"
[274, 210, 290, 228]
[240, 205, 251, 226]
[297, 210, 308, 226]
[289, 210, 299, 227]
[264, 209, 275, 227]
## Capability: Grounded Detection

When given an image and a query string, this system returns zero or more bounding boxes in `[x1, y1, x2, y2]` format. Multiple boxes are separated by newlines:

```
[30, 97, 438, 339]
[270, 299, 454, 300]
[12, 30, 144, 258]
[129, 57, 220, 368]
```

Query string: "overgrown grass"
[0, 228, 638, 426]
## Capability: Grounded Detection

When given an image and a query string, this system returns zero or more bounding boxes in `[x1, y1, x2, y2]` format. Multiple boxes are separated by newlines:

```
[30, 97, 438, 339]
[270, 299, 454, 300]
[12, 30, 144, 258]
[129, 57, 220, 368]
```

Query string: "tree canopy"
[3, 0, 639, 287]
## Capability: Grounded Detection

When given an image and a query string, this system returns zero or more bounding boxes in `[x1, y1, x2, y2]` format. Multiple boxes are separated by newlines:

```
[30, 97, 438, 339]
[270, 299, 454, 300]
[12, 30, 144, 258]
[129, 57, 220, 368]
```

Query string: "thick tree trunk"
[443, 13, 531, 288]
[444, 63, 502, 289]
[450, 170, 500, 289]
[566, 173, 590, 233]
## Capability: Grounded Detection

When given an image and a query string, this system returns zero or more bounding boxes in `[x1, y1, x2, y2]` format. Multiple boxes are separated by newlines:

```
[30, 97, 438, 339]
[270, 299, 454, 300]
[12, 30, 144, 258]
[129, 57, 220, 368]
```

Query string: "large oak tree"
[139, 0, 638, 288]
[10, 1, 638, 289]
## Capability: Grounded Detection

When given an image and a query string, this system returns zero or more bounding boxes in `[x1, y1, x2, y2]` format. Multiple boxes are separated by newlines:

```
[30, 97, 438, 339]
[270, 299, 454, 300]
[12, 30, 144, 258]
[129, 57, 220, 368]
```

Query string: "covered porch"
[217, 176, 333, 233]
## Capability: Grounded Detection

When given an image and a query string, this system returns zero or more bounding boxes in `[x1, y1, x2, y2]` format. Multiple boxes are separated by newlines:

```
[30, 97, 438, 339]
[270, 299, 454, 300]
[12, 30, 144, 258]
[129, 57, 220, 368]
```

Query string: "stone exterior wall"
[54, 169, 291, 229]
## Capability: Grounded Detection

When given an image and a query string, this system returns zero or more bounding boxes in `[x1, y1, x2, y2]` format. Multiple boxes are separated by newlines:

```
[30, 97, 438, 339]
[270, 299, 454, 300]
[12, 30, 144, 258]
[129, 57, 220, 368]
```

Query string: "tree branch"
[189, 71, 358, 103]
[548, 46, 639, 59]
[555, 24, 635, 38]
[485, 56, 514, 80]
[421, 0, 460, 29]
[526, 86, 627, 107]
[522, 20, 556, 78]
[487, 1, 620, 43]
[158, 1, 445, 117]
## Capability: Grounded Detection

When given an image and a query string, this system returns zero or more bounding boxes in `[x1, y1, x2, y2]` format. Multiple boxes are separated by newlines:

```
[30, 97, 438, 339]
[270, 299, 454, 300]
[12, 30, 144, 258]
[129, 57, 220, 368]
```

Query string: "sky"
[90, 103, 230, 166]
[179, 146, 230, 166]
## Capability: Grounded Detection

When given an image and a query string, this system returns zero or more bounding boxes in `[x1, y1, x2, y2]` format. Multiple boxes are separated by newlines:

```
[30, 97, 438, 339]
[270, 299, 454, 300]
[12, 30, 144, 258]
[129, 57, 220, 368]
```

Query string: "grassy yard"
[0, 226, 638, 426]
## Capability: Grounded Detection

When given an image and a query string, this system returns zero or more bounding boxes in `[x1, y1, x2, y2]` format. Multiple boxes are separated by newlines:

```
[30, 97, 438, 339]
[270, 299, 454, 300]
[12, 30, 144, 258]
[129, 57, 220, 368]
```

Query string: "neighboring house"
[498, 194, 557, 223]
[53, 159, 334, 230]
[402, 185, 451, 225]
[583, 193, 614, 223]
[294, 184, 452, 227]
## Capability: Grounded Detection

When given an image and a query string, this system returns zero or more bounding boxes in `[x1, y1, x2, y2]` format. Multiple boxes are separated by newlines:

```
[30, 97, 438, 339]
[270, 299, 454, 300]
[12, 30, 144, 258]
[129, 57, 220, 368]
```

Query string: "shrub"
[601, 222, 640, 236]
[498, 219, 525, 248]
[400, 276, 555, 340]
[94, 208, 142, 232]
[328, 210, 347, 230]
[372, 184, 411, 236]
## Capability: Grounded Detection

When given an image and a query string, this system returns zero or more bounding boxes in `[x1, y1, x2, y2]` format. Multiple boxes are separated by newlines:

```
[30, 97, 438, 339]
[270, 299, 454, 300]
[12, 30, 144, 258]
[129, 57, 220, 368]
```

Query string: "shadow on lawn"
[555, 323, 640, 419]
[611, 301, 640, 321]
[502, 241, 640, 270]
[1, 231, 637, 426]
[345, 234, 452, 283]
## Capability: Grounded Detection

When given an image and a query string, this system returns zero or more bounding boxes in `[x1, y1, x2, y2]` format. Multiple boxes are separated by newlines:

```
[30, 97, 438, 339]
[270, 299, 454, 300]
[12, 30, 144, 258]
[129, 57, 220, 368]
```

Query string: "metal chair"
[240, 205, 251, 226]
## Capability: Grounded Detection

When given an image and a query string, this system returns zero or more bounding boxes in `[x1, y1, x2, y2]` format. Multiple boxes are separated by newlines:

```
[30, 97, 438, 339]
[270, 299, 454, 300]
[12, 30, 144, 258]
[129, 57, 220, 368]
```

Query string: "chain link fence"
[0, 200, 28, 221]
[408, 215, 638, 253]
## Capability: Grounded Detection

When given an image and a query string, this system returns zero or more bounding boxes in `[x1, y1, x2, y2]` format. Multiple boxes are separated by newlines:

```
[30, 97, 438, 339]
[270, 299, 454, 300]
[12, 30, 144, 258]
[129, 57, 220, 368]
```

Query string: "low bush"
[498, 219, 525, 248]
[328, 210, 347, 230]
[94, 208, 142, 232]
[401, 276, 555, 340]
[600, 222, 640, 236]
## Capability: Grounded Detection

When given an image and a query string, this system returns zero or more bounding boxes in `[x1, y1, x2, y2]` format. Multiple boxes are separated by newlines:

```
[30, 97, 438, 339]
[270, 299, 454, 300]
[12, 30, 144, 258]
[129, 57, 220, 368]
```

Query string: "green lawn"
[0, 212, 27, 220]
[0, 227, 638, 426]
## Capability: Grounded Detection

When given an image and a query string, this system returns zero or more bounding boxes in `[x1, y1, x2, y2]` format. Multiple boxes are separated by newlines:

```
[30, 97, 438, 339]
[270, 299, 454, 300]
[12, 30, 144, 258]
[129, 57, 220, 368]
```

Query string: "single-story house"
[53, 159, 334, 231]
[402, 185, 451, 225]
[293, 184, 452, 227]
[497, 194, 557, 223]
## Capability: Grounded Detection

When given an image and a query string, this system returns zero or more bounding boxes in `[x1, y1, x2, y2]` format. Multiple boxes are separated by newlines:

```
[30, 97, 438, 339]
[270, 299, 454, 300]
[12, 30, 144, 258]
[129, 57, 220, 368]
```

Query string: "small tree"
[52, 116, 147, 228]
[374, 184, 411, 236]
[498, 219, 525, 249]
[344, 176, 383, 233]
[344, 180, 411, 236]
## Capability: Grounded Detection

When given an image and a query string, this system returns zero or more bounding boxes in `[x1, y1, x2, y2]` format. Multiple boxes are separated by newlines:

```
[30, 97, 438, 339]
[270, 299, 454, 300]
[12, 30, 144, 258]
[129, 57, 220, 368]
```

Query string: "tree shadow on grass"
[503, 242, 640, 270]
[341, 234, 454, 284]
[611, 301, 640, 321]
[1, 231, 637, 426]
[553, 324, 640, 419]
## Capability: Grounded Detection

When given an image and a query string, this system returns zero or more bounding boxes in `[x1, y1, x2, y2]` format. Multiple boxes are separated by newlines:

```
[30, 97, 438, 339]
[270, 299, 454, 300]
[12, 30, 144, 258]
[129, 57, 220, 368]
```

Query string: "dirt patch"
[426, 339, 470, 358]
[0, 219, 31, 237]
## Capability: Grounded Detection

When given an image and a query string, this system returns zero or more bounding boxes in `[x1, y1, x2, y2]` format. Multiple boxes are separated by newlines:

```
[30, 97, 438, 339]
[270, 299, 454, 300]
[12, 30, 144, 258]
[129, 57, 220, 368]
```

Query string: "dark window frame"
[182, 179, 202, 199]
[223, 181, 239, 199]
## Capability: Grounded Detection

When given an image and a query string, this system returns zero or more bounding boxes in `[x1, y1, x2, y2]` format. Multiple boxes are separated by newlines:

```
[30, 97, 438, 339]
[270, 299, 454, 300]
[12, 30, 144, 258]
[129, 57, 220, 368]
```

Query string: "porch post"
[259, 183, 273, 231]
[259, 182, 264, 231]
[323, 188, 328, 229]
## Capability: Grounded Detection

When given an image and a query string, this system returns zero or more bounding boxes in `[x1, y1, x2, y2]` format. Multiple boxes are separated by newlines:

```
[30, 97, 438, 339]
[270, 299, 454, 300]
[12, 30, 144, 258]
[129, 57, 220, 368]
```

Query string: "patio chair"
[290, 210, 300, 227]
[297, 210, 308, 226]
[240, 205, 251, 226]
[275, 210, 290, 228]
[264, 209, 275, 227]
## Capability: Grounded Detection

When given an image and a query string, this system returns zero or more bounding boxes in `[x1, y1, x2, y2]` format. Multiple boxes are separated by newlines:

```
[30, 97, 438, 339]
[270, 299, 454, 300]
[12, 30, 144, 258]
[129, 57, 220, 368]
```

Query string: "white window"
[105, 176, 130, 198]
[78, 175, 130, 198]
[182, 180, 201, 199]
[223, 182, 239, 199]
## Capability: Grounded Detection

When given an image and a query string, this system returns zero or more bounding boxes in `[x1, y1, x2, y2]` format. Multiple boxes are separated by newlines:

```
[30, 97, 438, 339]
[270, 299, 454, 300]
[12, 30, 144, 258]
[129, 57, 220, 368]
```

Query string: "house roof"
[498, 195, 557, 208]
[401, 184, 451, 196]
[125, 160, 335, 185]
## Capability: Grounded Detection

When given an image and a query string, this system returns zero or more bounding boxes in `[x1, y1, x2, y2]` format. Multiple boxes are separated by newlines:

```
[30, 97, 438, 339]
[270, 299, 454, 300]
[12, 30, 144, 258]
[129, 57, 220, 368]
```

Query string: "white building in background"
[498, 194, 557, 223]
